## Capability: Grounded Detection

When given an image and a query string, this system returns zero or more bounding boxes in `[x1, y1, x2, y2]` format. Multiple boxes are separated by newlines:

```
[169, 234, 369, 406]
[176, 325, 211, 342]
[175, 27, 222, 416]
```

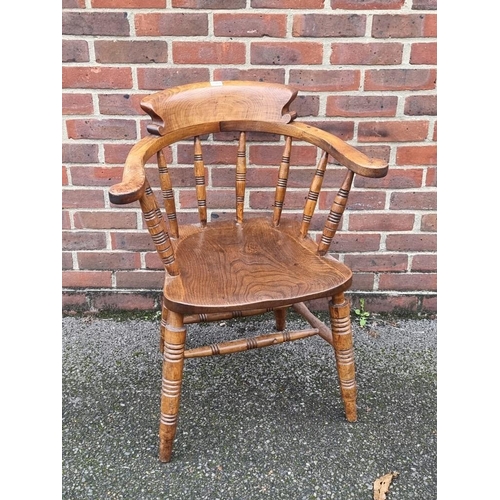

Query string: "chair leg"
[159, 300, 169, 354]
[274, 307, 287, 331]
[329, 293, 357, 422]
[159, 307, 186, 462]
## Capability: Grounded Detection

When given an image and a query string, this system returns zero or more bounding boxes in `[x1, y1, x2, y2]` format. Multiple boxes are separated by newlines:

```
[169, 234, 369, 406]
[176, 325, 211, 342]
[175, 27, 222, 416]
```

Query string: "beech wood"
[107, 81, 389, 461]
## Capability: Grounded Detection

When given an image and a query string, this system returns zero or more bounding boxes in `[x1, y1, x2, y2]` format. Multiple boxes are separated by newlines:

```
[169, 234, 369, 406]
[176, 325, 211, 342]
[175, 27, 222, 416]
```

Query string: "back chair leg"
[329, 293, 357, 422]
[273, 307, 287, 331]
[159, 307, 186, 462]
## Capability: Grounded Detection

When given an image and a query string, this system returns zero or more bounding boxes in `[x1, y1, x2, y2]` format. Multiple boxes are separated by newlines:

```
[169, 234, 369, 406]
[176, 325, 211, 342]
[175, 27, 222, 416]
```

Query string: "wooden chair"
[109, 81, 388, 462]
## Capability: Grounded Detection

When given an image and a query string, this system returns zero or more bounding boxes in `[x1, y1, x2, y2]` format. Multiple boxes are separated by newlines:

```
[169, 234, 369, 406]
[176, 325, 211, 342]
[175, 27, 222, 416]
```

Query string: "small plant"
[354, 298, 370, 327]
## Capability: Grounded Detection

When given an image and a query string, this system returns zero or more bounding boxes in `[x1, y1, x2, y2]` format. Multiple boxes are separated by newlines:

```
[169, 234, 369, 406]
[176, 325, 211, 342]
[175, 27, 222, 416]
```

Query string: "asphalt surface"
[62, 311, 437, 499]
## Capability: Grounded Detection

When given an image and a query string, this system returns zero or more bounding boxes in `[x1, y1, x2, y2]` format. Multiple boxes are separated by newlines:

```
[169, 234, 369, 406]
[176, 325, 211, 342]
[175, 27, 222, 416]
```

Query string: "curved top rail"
[140, 81, 298, 136]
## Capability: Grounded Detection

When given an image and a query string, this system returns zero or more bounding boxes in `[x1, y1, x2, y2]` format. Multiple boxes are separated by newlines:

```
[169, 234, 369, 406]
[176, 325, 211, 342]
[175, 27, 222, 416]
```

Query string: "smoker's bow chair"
[109, 81, 388, 462]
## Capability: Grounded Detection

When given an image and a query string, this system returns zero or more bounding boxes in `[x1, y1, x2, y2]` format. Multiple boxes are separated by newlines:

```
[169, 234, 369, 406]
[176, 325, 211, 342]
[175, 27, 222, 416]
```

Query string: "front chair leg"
[329, 293, 357, 422]
[159, 308, 186, 462]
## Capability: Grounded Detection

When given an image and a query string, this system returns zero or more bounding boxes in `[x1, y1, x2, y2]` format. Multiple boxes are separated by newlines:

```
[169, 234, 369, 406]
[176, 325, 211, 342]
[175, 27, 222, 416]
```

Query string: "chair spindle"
[273, 136, 292, 227]
[300, 151, 329, 238]
[193, 136, 207, 226]
[139, 180, 179, 275]
[235, 132, 246, 224]
[158, 150, 179, 239]
[317, 169, 354, 256]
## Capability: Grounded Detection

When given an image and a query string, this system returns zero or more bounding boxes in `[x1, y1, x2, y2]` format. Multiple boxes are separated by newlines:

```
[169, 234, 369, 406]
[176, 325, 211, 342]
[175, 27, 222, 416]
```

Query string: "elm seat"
[164, 217, 352, 314]
[108, 80, 389, 462]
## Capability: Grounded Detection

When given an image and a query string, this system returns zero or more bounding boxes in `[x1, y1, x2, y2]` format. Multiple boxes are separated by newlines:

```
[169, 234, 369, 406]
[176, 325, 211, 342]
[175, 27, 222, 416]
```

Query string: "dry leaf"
[373, 471, 399, 500]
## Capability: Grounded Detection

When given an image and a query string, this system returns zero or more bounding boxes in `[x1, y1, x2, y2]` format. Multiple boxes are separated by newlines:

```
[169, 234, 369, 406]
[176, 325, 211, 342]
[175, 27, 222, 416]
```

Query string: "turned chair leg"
[329, 293, 357, 422]
[159, 307, 186, 462]
[274, 307, 287, 331]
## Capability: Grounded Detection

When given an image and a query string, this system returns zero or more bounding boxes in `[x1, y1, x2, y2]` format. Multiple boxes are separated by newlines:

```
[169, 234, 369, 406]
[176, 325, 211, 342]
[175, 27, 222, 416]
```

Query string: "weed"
[353, 298, 370, 327]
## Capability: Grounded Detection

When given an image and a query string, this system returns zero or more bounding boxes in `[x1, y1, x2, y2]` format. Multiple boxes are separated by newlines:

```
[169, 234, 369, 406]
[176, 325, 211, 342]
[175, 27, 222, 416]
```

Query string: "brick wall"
[62, 0, 437, 315]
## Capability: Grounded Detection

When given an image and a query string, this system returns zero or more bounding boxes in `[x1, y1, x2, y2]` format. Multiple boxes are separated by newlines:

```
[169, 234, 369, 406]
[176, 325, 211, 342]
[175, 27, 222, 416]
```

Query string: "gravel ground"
[62, 312, 436, 500]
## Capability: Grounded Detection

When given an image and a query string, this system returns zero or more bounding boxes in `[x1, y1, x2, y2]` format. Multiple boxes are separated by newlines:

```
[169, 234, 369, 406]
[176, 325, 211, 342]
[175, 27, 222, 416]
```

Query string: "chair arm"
[108, 136, 160, 205]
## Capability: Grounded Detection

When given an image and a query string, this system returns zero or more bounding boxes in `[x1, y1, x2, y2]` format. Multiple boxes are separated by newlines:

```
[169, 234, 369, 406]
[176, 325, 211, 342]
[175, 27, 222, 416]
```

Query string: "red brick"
[173, 42, 245, 64]
[62, 271, 113, 288]
[92, 293, 157, 311]
[63, 167, 69, 186]
[432, 122, 437, 141]
[63, 0, 85, 7]
[103, 144, 136, 164]
[62, 12, 130, 36]
[252, 0, 324, 7]
[354, 168, 423, 189]
[250, 145, 318, 167]
[62, 93, 94, 115]
[173, 0, 245, 7]
[115, 271, 163, 289]
[330, 42, 402, 65]
[421, 296, 437, 313]
[180, 189, 238, 210]
[135, 12, 208, 36]
[344, 254, 408, 272]
[63, 67, 133, 89]
[331, 0, 404, 8]
[289, 69, 360, 91]
[425, 167, 436, 187]
[412, 0, 437, 9]
[378, 273, 436, 291]
[349, 213, 414, 231]
[404, 95, 436, 116]
[111, 232, 155, 251]
[386, 233, 436, 252]
[396, 145, 437, 165]
[340, 191, 386, 211]
[355, 145, 391, 163]
[358, 120, 429, 142]
[411, 254, 436, 272]
[62, 252, 74, 270]
[137, 68, 211, 90]
[66, 119, 136, 140]
[62, 292, 88, 310]
[145, 252, 164, 270]
[410, 42, 437, 65]
[372, 14, 437, 38]
[290, 95, 320, 117]
[421, 213, 437, 232]
[95, 40, 168, 64]
[251, 42, 323, 65]
[62, 144, 99, 164]
[215, 14, 287, 37]
[213, 68, 286, 83]
[62, 40, 89, 63]
[350, 273, 375, 291]
[326, 95, 397, 117]
[98, 93, 146, 115]
[69, 167, 125, 186]
[390, 191, 436, 210]
[178, 143, 244, 165]
[78, 251, 141, 270]
[365, 69, 436, 91]
[62, 231, 107, 250]
[352, 295, 419, 314]
[73, 211, 138, 230]
[92, 0, 165, 7]
[62, 210, 71, 229]
[62, 189, 106, 209]
[293, 14, 366, 37]
[330, 233, 381, 252]
[304, 120, 355, 141]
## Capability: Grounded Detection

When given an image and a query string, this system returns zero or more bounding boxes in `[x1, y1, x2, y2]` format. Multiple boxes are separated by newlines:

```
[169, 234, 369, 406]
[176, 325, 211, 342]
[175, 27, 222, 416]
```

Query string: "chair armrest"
[288, 122, 389, 178]
[108, 136, 159, 205]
